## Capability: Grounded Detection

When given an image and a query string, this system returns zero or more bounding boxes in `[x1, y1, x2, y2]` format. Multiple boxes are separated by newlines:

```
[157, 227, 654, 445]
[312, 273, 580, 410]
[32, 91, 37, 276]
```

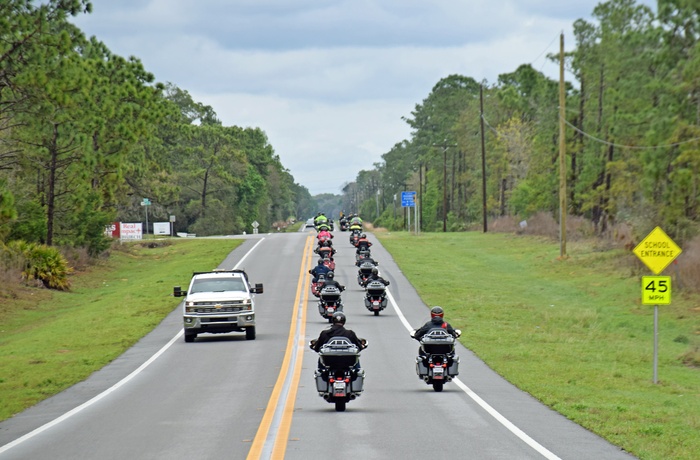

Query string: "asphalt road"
[0, 231, 636, 460]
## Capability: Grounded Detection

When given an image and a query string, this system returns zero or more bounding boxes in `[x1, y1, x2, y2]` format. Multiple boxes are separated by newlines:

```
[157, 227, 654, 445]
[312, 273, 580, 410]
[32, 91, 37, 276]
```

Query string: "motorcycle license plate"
[333, 381, 346, 397]
[433, 367, 445, 380]
[327, 307, 335, 314]
[373, 301, 380, 306]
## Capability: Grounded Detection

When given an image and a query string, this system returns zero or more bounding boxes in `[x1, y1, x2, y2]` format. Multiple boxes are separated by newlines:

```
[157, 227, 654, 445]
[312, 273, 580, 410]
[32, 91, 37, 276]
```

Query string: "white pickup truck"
[173, 269, 263, 342]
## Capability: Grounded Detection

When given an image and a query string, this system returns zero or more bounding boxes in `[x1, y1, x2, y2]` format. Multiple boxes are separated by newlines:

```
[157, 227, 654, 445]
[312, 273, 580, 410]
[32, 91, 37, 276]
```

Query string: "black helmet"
[371, 267, 378, 275]
[332, 312, 346, 325]
[318, 258, 324, 265]
[361, 233, 366, 238]
[430, 306, 444, 318]
[326, 271, 334, 280]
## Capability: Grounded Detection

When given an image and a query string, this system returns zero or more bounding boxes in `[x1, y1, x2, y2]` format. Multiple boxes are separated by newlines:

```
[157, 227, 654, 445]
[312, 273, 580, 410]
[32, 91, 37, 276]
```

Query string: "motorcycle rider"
[315, 243, 336, 259]
[355, 233, 372, 252]
[319, 271, 345, 292]
[355, 253, 378, 267]
[309, 258, 331, 283]
[366, 267, 389, 286]
[413, 306, 458, 358]
[311, 312, 366, 371]
[317, 227, 333, 242]
[414, 306, 457, 339]
[314, 212, 328, 228]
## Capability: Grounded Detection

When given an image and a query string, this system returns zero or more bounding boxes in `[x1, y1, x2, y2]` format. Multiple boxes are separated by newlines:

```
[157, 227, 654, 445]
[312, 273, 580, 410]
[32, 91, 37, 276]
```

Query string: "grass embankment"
[0, 238, 242, 421]
[376, 231, 699, 460]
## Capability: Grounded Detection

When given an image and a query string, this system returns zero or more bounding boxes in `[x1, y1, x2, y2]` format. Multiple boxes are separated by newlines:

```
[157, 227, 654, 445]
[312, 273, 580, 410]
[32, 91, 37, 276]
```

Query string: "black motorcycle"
[318, 285, 344, 322]
[411, 328, 461, 392]
[311, 336, 367, 412]
[364, 279, 389, 315]
[357, 260, 375, 287]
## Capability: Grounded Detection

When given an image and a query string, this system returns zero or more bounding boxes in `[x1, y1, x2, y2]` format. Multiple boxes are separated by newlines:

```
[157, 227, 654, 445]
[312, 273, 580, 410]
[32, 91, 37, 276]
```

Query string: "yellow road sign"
[633, 227, 682, 274]
[641, 276, 671, 305]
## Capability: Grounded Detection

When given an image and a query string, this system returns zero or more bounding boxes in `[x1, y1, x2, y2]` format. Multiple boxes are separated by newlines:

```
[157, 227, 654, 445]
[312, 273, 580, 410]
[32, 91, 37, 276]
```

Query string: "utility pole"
[559, 32, 567, 258]
[433, 139, 457, 232]
[480, 84, 488, 233]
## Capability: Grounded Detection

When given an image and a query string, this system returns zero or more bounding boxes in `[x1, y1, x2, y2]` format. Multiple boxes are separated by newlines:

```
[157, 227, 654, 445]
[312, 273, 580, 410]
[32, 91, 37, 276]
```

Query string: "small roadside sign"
[632, 227, 681, 275]
[641, 276, 671, 305]
[401, 191, 416, 207]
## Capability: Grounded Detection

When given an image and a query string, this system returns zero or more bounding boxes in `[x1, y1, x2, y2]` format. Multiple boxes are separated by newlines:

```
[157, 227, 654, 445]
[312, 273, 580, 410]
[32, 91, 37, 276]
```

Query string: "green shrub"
[5, 240, 72, 290]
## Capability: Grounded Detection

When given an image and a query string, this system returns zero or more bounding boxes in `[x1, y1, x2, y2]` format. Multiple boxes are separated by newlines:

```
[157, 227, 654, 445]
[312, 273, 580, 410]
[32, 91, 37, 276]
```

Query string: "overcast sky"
[71, 0, 656, 196]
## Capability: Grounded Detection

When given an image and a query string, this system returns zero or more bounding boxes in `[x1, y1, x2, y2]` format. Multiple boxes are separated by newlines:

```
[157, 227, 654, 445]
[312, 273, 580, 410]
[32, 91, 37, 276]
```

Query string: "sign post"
[401, 191, 418, 233]
[633, 227, 682, 383]
[252, 220, 259, 235]
[140, 198, 151, 235]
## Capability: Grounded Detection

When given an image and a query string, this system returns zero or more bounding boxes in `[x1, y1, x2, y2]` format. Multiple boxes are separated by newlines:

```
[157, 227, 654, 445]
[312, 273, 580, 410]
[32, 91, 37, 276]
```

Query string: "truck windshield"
[190, 278, 246, 293]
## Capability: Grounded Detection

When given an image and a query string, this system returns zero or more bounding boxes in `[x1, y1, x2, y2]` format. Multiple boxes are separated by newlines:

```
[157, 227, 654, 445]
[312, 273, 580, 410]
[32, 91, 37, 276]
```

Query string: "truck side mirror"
[251, 283, 264, 294]
[173, 286, 184, 297]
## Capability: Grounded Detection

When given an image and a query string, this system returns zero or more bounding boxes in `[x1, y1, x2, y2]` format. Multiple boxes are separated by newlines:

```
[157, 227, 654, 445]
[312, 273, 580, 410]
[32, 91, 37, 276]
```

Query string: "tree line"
[344, 0, 700, 242]
[0, 0, 314, 259]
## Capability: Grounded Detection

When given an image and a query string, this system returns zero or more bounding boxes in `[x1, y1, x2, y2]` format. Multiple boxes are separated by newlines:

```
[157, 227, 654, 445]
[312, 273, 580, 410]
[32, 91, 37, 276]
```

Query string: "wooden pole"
[559, 33, 567, 258]
[480, 84, 488, 233]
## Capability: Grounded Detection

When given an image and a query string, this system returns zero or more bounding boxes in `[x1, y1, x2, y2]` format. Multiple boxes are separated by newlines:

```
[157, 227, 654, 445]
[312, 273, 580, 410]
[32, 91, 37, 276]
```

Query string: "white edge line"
[0, 236, 266, 454]
[386, 289, 562, 460]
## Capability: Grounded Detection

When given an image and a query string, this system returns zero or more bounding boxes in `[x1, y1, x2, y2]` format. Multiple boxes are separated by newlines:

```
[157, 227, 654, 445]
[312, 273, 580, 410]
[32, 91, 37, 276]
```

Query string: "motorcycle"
[349, 229, 361, 246]
[311, 273, 326, 297]
[339, 217, 348, 231]
[355, 246, 371, 263]
[311, 336, 367, 412]
[321, 254, 336, 271]
[315, 244, 336, 262]
[318, 285, 344, 321]
[356, 260, 375, 287]
[411, 328, 461, 392]
[364, 279, 389, 315]
[317, 232, 333, 246]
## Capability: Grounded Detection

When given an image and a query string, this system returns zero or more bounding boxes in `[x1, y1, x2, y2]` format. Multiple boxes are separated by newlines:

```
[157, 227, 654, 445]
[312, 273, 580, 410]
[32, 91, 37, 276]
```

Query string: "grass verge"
[376, 230, 699, 460]
[0, 238, 242, 421]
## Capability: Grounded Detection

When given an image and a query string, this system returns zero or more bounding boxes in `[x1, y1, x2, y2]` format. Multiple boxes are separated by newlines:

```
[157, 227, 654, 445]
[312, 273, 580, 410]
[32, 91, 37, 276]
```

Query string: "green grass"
[0, 238, 242, 421]
[376, 231, 699, 460]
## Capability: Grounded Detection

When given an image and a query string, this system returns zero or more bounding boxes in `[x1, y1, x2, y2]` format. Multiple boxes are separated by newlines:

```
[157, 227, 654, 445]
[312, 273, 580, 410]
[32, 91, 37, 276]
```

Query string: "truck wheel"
[184, 333, 196, 343]
[246, 326, 256, 340]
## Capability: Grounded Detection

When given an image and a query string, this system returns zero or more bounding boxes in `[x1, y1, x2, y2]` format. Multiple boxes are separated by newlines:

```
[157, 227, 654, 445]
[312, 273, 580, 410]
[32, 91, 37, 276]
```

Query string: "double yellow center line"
[247, 235, 314, 459]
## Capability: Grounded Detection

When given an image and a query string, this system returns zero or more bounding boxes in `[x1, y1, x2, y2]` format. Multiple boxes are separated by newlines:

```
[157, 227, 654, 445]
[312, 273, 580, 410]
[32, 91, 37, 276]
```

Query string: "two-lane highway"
[0, 231, 635, 459]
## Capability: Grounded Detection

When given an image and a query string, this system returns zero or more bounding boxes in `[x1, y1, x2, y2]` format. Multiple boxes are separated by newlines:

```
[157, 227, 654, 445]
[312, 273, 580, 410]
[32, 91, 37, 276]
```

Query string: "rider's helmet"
[318, 258, 324, 265]
[430, 306, 444, 319]
[361, 233, 366, 238]
[332, 312, 346, 325]
[326, 271, 335, 280]
[371, 267, 378, 275]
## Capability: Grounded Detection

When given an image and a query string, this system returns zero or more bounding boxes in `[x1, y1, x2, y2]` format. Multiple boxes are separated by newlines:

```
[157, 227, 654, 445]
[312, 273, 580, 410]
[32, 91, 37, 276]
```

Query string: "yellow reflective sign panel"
[633, 227, 682, 275]
[641, 276, 671, 305]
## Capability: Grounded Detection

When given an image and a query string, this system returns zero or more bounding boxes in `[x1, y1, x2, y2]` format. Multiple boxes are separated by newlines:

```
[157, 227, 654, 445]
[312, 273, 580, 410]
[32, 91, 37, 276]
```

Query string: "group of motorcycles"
[307, 215, 461, 412]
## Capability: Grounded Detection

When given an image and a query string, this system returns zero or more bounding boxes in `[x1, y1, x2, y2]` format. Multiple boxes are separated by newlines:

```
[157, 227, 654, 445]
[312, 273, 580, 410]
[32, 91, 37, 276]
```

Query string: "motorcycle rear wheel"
[373, 310, 379, 316]
[335, 400, 346, 412]
[432, 381, 444, 392]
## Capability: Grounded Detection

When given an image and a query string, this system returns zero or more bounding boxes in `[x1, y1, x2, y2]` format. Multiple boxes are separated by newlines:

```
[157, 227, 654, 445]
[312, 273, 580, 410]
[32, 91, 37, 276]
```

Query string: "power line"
[562, 117, 700, 150]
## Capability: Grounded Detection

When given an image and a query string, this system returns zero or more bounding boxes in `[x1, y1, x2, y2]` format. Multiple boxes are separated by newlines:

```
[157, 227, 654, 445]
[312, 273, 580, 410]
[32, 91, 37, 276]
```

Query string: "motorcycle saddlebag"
[315, 372, 328, 393]
[416, 359, 428, 376]
[448, 356, 460, 376]
[350, 370, 365, 393]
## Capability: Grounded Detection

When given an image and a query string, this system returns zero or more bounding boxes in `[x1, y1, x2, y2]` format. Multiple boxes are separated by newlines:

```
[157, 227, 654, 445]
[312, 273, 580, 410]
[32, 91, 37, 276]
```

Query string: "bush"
[4, 240, 72, 290]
